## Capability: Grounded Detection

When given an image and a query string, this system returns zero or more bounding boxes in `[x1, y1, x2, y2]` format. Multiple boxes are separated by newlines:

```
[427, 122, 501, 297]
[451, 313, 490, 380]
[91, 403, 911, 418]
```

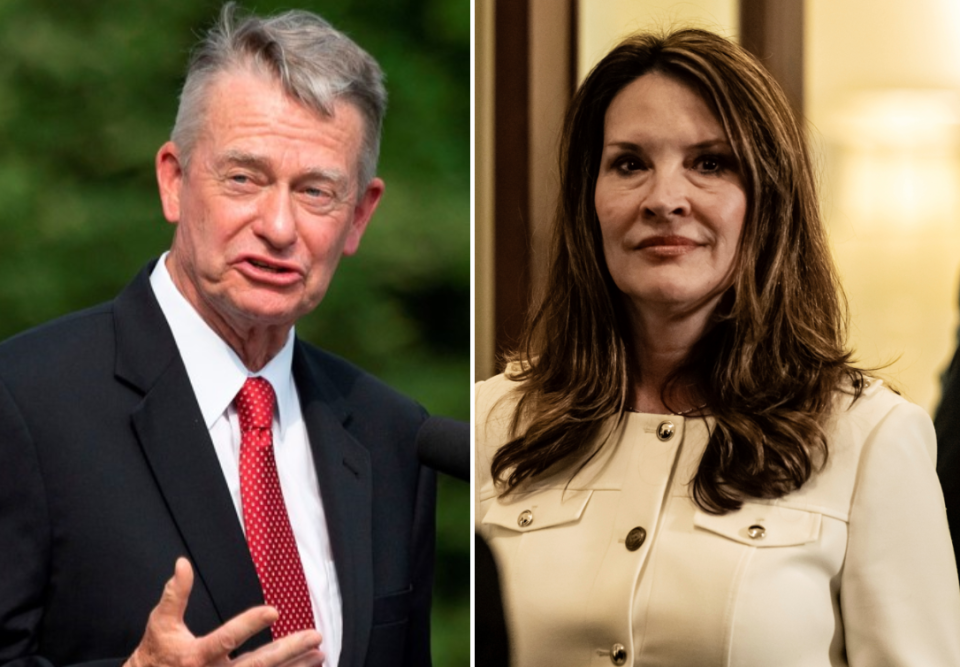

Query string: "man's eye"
[301, 186, 340, 212]
[228, 174, 253, 185]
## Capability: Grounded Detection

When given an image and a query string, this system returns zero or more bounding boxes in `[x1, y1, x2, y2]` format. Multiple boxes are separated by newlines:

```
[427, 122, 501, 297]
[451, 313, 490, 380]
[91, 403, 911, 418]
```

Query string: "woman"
[475, 29, 960, 666]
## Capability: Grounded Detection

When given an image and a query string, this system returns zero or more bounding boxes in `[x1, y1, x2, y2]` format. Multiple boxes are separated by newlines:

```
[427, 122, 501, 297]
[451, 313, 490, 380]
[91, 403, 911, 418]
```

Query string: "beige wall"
[527, 0, 572, 306]
[475, 0, 495, 381]
[807, 0, 960, 411]
[578, 0, 738, 78]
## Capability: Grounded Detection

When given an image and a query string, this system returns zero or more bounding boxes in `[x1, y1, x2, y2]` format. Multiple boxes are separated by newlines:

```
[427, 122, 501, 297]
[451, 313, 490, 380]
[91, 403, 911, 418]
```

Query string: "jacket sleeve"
[401, 461, 436, 667]
[0, 378, 128, 667]
[0, 377, 55, 667]
[934, 338, 960, 568]
[841, 401, 960, 665]
[359, 398, 436, 667]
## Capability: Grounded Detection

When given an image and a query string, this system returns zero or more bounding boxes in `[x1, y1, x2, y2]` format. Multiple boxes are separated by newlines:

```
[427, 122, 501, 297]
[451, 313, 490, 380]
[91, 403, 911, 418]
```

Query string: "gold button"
[518, 510, 534, 528]
[747, 524, 766, 540]
[625, 526, 647, 551]
[656, 420, 675, 441]
[610, 643, 627, 665]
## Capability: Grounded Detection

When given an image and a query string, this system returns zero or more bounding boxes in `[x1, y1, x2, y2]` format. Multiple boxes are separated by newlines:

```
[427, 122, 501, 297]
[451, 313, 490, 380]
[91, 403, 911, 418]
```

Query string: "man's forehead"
[204, 66, 363, 134]
[195, 71, 365, 178]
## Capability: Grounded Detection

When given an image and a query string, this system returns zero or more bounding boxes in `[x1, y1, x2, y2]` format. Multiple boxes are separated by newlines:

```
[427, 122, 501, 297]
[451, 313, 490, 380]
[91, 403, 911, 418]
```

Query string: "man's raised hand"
[124, 559, 324, 667]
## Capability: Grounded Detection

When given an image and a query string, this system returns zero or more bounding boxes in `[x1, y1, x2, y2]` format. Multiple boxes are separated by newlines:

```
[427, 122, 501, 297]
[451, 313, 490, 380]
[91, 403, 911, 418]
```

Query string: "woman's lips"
[637, 235, 700, 257]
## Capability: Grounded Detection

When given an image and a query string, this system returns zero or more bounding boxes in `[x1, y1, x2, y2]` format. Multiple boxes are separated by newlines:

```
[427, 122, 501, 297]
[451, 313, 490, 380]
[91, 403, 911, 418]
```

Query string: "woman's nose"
[641, 169, 691, 219]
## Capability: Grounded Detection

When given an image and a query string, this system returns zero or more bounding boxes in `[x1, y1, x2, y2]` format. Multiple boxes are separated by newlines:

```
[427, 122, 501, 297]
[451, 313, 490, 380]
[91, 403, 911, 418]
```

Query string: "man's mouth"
[248, 259, 289, 273]
[235, 256, 303, 286]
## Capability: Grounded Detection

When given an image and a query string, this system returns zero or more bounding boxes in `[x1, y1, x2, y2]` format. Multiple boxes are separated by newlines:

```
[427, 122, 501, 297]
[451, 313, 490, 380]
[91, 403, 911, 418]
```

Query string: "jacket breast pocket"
[366, 587, 413, 666]
[480, 487, 619, 602]
[683, 502, 843, 657]
[372, 585, 413, 625]
[481, 488, 594, 534]
[693, 502, 822, 547]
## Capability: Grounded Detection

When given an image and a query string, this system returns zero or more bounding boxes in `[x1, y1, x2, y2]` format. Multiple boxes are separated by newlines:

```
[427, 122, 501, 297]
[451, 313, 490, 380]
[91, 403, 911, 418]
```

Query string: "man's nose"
[255, 189, 298, 248]
[641, 168, 691, 220]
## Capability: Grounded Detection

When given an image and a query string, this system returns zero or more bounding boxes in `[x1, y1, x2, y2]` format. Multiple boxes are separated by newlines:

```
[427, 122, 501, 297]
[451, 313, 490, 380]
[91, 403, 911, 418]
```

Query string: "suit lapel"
[294, 344, 374, 667]
[113, 265, 270, 648]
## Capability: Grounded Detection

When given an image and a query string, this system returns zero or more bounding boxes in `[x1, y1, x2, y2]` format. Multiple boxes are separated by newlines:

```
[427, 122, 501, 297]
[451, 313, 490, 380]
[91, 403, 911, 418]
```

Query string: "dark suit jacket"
[0, 264, 435, 667]
[936, 321, 960, 571]
[475, 534, 509, 667]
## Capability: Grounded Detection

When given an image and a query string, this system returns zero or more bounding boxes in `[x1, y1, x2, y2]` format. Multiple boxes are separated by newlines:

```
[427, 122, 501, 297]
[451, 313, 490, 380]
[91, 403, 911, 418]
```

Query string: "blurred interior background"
[476, 0, 960, 418]
[0, 0, 468, 664]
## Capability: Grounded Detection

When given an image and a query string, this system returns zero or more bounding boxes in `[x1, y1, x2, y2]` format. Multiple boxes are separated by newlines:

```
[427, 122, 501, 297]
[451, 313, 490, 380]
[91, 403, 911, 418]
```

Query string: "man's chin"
[208, 295, 308, 333]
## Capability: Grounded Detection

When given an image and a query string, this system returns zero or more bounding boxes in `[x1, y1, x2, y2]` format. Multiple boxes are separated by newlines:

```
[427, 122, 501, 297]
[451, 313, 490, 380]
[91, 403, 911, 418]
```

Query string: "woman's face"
[594, 72, 747, 321]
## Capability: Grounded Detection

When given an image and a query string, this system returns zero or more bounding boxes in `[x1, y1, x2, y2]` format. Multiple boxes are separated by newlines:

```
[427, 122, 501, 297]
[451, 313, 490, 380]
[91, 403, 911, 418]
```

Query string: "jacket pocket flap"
[372, 585, 413, 625]
[694, 503, 822, 547]
[481, 488, 593, 532]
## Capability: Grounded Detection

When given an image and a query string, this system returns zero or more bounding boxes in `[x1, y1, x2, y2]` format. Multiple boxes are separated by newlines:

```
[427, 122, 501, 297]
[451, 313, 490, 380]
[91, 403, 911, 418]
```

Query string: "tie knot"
[236, 377, 276, 431]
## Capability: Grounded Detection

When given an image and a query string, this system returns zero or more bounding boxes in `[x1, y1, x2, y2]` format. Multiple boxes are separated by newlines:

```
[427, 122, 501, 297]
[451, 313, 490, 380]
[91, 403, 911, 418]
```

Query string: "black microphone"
[416, 416, 469, 481]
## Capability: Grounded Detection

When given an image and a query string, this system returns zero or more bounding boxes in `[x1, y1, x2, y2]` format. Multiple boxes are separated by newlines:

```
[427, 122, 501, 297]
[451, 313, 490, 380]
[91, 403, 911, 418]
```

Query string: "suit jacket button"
[625, 527, 647, 551]
[517, 510, 534, 528]
[610, 643, 627, 665]
[656, 420, 675, 441]
[748, 524, 766, 540]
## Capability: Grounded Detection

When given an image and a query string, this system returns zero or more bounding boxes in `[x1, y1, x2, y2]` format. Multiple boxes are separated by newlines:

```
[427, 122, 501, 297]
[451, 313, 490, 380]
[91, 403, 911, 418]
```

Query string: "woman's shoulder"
[832, 378, 934, 460]
[474, 366, 534, 497]
[475, 365, 525, 417]
[475, 369, 524, 453]
[781, 378, 936, 517]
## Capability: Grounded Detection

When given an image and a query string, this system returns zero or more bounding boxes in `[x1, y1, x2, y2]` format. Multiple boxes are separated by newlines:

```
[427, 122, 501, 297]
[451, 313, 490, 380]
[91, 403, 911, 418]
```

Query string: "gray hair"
[171, 2, 387, 189]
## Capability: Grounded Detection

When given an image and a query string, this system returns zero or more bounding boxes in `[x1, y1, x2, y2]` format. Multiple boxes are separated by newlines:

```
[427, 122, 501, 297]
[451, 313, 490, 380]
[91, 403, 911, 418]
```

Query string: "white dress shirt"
[151, 255, 342, 665]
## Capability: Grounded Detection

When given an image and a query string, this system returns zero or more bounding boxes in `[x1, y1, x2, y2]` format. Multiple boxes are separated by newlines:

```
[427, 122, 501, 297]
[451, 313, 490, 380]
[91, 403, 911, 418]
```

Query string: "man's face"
[156, 68, 383, 343]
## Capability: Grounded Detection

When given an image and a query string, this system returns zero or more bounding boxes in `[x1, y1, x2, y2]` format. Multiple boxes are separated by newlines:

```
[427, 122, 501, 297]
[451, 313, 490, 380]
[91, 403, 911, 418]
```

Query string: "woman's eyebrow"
[690, 138, 733, 151]
[602, 140, 644, 151]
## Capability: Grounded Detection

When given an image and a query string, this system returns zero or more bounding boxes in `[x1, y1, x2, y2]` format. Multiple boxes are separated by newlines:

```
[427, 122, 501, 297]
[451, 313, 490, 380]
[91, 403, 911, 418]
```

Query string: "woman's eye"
[696, 155, 734, 175]
[614, 157, 644, 174]
[701, 157, 720, 172]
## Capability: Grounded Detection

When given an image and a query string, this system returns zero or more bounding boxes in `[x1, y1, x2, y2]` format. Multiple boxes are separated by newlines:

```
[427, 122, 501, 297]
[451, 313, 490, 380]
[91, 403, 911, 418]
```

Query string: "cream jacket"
[476, 374, 960, 666]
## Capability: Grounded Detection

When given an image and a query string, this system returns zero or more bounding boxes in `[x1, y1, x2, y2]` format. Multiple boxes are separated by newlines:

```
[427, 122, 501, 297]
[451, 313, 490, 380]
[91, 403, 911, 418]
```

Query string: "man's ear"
[156, 141, 184, 224]
[342, 177, 385, 256]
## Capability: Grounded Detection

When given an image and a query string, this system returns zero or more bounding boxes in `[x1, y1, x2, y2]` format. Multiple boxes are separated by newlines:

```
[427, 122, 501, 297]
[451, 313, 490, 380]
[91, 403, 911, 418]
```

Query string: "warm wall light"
[818, 88, 960, 410]
[825, 90, 960, 230]
[806, 0, 960, 412]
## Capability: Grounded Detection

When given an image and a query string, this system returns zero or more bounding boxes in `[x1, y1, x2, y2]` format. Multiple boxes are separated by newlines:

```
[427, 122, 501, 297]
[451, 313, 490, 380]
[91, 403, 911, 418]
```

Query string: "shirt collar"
[150, 253, 298, 436]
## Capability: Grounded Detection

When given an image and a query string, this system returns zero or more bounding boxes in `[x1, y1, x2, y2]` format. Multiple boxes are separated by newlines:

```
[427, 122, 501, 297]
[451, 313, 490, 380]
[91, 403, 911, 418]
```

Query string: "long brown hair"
[491, 29, 864, 514]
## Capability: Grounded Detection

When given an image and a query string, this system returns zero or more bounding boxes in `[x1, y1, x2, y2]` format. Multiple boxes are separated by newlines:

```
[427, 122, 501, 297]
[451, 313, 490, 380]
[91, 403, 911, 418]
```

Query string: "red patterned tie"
[236, 377, 316, 638]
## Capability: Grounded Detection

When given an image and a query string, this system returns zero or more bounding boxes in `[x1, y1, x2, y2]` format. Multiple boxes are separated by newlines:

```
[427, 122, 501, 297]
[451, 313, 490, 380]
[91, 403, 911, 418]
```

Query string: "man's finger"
[275, 647, 325, 667]
[193, 605, 282, 664]
[152, 558, 194, 624]
[232, 629, 324, 667]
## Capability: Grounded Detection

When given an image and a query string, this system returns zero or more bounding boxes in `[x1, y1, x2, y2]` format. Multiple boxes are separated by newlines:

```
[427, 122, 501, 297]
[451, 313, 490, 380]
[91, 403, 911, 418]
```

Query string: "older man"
[0, 6, 434, 667]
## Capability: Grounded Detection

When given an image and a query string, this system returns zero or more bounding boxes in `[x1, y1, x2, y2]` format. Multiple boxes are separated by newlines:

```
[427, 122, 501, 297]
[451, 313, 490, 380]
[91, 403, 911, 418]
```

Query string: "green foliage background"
[0, 0, 469, 664]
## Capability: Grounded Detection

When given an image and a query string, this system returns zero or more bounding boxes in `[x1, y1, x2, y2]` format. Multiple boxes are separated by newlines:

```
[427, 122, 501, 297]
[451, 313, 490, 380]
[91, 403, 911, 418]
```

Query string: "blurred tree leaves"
[0, 0, 469, 664]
